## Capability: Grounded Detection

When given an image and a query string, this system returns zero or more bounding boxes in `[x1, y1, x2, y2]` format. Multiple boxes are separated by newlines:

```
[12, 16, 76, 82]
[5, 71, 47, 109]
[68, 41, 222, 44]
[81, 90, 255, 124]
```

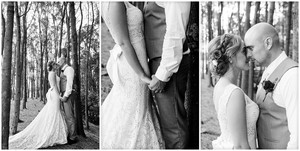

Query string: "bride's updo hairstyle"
[208, 34, 243, 77]
[47, 60, 56, 72]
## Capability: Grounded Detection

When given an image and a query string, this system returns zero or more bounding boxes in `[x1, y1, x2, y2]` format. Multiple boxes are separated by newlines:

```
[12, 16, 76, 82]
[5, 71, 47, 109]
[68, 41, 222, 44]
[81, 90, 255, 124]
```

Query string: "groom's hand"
[149, 75, 166, 93]
[61, 96, 68, 102]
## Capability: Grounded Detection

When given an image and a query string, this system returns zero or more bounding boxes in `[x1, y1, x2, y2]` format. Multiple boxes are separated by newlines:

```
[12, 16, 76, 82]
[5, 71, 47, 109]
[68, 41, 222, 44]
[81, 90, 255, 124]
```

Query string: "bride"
[101, 2, 164, 149]
[9, 61, 68, 149]
[208, 34, 259, 149]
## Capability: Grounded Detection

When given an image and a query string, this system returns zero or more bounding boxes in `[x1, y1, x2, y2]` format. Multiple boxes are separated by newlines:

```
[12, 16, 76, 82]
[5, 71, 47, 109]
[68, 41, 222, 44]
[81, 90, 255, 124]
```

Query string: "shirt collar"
[263, 51, 287, 80]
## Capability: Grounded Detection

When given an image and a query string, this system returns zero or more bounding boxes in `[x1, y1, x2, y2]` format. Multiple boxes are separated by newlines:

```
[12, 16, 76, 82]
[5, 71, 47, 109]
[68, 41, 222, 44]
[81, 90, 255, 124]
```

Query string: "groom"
[57, 56, 77, 144]
[244, 23, 298, 149]
[144, 2, 191, 149]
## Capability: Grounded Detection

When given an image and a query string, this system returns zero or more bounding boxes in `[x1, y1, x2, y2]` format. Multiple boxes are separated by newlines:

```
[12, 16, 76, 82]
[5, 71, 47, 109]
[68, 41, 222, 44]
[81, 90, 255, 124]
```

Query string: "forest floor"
[101, 21, 114, 104]
[11, 98, 99, 149]
[201, 74, 220, 149]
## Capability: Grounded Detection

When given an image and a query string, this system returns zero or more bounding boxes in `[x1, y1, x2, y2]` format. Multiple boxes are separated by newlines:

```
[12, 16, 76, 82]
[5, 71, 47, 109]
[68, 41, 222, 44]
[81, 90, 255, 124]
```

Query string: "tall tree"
[248, 2, 260, 100]
[207, 2, 214, 87]
[1, 11, 5, 55]
[2, 2, 14, 149]
[10, 2, 23, 135]
[43, 14, 49, 102]
[241, 2, 251, 93]
[69, 2, 86, 137]
[22, 2, 29, 109]
[58, 2, 66, 57]
[38, 3, 44, 103]
[217, 2, 223, 35]
[265, 2, 268, 22]
[285, 2, 293, 57]
[292, 2, 298, 62]
[268, 2, 275, 25]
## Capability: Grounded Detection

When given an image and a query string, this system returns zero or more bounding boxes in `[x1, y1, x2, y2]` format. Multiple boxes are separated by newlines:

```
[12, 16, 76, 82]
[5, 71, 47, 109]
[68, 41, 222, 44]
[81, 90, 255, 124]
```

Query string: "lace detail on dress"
[212, 84, 259, 149]
[9, 87, 68, 149]
[101, 2, 164, 149]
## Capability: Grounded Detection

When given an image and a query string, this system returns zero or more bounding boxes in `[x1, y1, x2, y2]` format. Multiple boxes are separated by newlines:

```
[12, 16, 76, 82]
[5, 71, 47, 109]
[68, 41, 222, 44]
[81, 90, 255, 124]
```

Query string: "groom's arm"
[154, 2, 190, 82]
[276, 68, 298, 149]
[63, 67, 75, 99]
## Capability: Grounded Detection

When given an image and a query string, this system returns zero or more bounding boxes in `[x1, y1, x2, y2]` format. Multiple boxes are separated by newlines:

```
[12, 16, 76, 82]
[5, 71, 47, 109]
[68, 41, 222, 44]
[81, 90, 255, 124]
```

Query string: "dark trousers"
[149, 55, 190, 149]
[61, 91, 77, 140]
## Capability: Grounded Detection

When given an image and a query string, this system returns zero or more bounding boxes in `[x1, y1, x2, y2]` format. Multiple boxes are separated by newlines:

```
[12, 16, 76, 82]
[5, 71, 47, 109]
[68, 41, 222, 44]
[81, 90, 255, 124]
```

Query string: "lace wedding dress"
[101, 2, 164, 149]
[212, 84, 259, 149]
[9, 72, 68, 149]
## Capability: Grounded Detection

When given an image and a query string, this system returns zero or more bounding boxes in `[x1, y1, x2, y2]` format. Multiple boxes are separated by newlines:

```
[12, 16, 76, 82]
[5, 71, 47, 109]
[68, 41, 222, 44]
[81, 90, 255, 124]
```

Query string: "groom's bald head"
[244, 22, 282, 67]
[244, 22, 280, 48]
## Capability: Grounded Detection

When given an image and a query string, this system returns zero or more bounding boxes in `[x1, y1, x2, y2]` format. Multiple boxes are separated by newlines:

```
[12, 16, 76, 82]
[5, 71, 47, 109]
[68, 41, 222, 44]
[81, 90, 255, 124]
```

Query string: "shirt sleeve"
[154, 2, 190, 82]
[63, 67, 75, 98]
[275, 68, 298, 149]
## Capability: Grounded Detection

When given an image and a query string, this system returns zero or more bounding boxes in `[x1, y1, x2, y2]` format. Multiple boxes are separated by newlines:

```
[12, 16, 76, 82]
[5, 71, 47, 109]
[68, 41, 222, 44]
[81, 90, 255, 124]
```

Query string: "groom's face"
[57, 58, 65, 69]
[244, 37, 269, 67]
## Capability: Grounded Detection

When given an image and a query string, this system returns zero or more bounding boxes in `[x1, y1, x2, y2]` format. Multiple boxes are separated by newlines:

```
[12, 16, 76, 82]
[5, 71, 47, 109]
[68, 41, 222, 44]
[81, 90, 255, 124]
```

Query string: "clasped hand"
[59, 96, 68, 102]
[148, 75, 166, 93]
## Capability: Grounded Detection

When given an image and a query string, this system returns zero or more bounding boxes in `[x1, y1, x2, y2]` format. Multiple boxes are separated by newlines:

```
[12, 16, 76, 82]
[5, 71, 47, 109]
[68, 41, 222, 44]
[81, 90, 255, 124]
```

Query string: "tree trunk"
[78, 2, 83, 67]
[66, 14, 71, 64]
[10, 2, 23, 135]
[207, 2, 214, 87]
[292, 2, 298, 62]
[248, 2, 260, 100]
[85, 2, 95, 130]
[22, 2, 29, 109]
[285, 2, 293, 57]
[69, 2, 86, 137]
[217, 2, 223, 35]
[2, 2, 14, 149]
[43, 12, 49, 104]
[264, 2, 268, 22]
[38, 5, 44, 103]
[241, 2, 251, 93]
[1, 12, 5, 56]
[268, 2, 275, 25]
[59, 2, 66, 58]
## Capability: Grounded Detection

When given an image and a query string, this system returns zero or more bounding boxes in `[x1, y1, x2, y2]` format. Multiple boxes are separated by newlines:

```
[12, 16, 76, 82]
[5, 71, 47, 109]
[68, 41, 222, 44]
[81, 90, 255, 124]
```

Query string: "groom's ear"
[264, 37, 273, 50]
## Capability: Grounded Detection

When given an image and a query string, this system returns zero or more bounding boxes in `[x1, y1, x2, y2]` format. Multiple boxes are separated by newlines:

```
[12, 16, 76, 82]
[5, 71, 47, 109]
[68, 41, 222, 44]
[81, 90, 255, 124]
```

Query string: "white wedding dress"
[9, 71, 68, 149]
[212, 84, 259, 149]
[101, 2, 164, 149]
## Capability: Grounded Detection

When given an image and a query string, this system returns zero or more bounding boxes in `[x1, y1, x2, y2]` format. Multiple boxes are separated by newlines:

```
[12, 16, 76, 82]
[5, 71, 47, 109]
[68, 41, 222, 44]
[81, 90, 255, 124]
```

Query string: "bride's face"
[232, 47, 250, 71]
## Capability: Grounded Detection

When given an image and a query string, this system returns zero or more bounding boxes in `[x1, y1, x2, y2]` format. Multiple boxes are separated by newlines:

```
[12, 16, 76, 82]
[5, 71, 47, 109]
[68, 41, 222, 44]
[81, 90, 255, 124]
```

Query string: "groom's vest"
[256, 58, 298, 149]
[143, 2, 188, 60]
[60, 66, 73, 93]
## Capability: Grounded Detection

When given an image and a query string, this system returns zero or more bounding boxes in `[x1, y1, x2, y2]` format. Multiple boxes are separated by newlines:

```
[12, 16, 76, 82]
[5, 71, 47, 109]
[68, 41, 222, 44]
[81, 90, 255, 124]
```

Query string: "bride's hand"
[140, 73, 151, 84]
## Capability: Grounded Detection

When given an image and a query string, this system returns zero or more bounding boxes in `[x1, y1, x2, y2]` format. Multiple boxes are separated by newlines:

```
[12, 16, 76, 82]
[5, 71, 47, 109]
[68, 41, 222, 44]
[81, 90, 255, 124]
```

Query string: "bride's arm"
[105, 2, 151, 84]
[227, 89, 251, 149]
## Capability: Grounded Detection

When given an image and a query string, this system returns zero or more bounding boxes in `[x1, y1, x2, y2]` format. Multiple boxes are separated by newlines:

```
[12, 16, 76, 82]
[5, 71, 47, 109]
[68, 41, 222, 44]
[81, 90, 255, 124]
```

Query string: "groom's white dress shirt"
[62, 64, 75, 98]
[154, 2, 190, 82]
[258, 51, 298, 149]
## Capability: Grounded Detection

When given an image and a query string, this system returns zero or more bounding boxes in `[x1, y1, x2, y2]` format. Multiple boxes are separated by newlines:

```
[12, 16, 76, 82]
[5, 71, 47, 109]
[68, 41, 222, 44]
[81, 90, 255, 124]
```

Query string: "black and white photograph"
[1, 1, 99, 149]
[201, 1, 298, 149]
[101, 1, 199, 149]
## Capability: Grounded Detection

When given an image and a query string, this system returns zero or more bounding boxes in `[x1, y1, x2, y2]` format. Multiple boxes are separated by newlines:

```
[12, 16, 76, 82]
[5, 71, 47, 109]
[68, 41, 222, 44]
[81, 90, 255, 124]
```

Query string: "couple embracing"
[101, 1, 191, 149]
[209, 23, 298, 149]
[9, 56, 77, 149]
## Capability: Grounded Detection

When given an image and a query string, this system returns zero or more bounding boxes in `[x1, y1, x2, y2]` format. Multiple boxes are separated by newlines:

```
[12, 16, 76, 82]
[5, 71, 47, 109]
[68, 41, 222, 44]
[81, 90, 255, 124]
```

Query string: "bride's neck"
[222, 66, 240, 85]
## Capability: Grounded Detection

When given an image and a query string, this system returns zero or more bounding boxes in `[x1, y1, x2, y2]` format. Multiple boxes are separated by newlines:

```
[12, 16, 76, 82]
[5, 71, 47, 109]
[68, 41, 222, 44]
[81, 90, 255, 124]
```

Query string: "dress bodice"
[213, 84, 259, 149]
[101, 2, 144, 44]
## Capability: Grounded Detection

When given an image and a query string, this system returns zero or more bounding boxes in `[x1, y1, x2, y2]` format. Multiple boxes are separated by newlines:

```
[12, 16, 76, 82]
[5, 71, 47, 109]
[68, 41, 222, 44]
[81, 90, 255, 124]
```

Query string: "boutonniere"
[261, 78, 278, 102]
[262, 80, 275, 93]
